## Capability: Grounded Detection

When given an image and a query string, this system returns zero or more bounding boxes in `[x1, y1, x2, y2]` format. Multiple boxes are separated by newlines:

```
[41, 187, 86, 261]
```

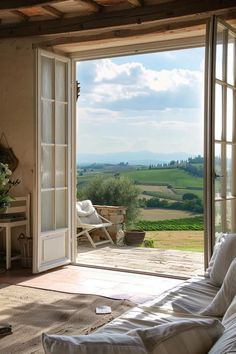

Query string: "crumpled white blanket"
[76, 200, 95, 217]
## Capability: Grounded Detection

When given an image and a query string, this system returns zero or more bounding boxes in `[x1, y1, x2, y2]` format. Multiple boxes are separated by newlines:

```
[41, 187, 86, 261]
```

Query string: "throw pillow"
[208, 320, 236, 354]
[129, 318, 223, 354]
[222, 294, 236, 327]
[200, 258, 236, 317]
[205, 234, 223, 277]
[42, 332, 147, 354]
[208, 234, 236, 286]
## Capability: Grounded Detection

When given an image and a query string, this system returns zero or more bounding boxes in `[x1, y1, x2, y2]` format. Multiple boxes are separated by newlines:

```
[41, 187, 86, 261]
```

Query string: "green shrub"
[78, 175, 140, 226]
[143, 239, 155, 248]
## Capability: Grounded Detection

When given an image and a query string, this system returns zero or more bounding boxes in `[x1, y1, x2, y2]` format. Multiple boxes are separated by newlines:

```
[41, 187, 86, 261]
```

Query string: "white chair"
[76, 200, 114, 248]
[0, 194, 30, 269]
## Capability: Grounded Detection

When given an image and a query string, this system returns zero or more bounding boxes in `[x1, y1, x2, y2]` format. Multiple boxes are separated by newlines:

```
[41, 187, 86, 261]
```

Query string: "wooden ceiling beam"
[0, 0, 236, 38]
[42, 5, 64, 18]
[0, 1, 69, 11]
[75, 0, 101, 12]
[34, 18, 206, 48]
[127, 0, 142, 7]
[11, 9, 29, 21]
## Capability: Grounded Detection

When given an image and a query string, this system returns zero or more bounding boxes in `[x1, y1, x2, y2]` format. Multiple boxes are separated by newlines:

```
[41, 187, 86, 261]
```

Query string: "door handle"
[214, 172, 224, 179]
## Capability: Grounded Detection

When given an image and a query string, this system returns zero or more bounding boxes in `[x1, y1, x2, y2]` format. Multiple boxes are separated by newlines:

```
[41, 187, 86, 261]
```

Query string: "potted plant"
[124, 229, 146, 245]
[0, 162, 20, 211]
[124, 217, 146, 245]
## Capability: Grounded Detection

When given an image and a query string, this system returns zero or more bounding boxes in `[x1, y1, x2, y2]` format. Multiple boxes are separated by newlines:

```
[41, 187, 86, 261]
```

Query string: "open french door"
[205, 17, 236, 265]
[33, 49, 74, 273]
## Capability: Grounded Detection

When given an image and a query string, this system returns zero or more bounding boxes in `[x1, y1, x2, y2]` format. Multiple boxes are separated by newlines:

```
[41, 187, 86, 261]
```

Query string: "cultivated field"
[144, 230, 204, 252]
[139, 208, 196, 220]
[138, 184, 175, 193]
[122, 168, 203, 189]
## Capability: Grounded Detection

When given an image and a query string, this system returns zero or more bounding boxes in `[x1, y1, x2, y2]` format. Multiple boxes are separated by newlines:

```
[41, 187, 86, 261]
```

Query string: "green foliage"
[0, 163, 20, 209]
[143, 193, 203, 213]
[188, 155, 204, 164]
[180, 163, 203, 178]
[182, 193, 199, 201]
[78, 175, 140, 226]
[173, 188, 203, 199]
[136, 216, 204, 231]
[143, 239, 155, 248]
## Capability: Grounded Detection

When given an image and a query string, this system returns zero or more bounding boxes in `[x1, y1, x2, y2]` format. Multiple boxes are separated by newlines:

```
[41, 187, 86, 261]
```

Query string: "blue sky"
[76, 47, 205, 157]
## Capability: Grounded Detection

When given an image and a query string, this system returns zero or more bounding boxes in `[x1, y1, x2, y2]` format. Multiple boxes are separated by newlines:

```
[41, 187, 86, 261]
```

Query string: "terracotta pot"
[125, 230, 145, 245]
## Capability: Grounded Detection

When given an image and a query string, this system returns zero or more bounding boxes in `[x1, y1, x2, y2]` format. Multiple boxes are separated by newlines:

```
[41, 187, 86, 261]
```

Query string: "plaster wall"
[0, 38, 35, 252]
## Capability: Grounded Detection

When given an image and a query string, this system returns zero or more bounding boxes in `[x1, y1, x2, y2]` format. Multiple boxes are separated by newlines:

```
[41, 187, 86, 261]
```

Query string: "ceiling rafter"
[75, 0, 101, 12]
[34, 18, 206, 48]
[42, 5, 64, 18]
[127, 0, 142, 7]
[0, 0, 70, 11]
[0, 0, 236, 38]
[11, 9, 29, 21]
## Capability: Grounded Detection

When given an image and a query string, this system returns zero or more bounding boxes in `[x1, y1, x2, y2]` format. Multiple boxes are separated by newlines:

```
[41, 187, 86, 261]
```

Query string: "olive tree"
[77, 176, 140, 227]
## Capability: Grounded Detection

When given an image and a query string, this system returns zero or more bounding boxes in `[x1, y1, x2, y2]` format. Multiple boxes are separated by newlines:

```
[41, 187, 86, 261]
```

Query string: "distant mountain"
[77, 151, 192, 166]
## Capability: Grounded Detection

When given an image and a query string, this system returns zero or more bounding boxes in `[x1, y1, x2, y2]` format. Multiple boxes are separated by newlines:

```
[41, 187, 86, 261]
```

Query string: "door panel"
[34, 49, 72, 273]
[205, 17, 236, 266]
[206, 18, 236, 259]
[214, 20, 236, 239]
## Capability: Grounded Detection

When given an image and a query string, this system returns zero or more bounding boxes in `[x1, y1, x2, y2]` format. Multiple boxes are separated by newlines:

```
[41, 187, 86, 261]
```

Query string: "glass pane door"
[213, 20, 236, 239]
[35, 50, 72, 273]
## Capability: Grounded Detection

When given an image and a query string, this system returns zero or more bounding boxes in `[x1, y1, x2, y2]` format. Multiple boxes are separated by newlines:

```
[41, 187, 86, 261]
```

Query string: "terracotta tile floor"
[0, 265, 182, 304]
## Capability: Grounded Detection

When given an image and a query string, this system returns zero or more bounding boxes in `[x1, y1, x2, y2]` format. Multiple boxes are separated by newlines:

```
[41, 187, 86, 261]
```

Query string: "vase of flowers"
[0, 162, 20, 211]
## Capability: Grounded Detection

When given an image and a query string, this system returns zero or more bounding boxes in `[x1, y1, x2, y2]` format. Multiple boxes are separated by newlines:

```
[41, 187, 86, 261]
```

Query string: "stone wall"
[94, 205, 127, 243]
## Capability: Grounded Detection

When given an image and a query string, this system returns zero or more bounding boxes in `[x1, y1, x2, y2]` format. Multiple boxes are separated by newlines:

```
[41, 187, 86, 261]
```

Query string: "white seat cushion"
[207, 234, 236, 286]
[222, 294, 236, 328]
[130, 318, 223, 354]
[208, 320, 236, 354]
[200, 258, 236, 317]
[42, 332, 147, 354]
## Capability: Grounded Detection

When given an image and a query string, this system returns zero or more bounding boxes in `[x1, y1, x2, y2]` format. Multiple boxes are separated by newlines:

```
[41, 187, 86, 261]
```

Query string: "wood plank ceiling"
[0, 0, 236, 54]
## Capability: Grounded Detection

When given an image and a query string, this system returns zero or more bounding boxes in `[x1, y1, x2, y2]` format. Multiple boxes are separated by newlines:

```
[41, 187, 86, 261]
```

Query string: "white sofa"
[42, 234, 236, 354]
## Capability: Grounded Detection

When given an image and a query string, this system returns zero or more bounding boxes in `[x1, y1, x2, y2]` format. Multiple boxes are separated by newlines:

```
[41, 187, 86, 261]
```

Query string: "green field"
[78, 168, 203, 191]
[144, 231, 204, 252]
[122, 168, 203, 189]
[139, 208, 197, 220]
[173, 188, 203, 199]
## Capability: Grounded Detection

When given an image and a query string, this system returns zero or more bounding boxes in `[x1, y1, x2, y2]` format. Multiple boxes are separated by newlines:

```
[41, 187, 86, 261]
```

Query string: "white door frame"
[33, 49, 74, 273]
[205, 16, 236, 268]
[71, 58, 78, 264]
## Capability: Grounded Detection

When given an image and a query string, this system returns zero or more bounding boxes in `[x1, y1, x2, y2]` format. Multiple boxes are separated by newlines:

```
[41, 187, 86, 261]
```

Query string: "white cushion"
[42, 333, 147, 354]
[129, 318, 223, 354]
[200, 258, 236, 317]
[205, 234, 222, 277]
[208, 320, 236, 354]
[208, 234, 236, 286]
[222, 294, 236, 327]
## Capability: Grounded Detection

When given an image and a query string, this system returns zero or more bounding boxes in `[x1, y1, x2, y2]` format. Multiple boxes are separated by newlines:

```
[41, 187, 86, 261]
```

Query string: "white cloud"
[129, 119, 200, 131]
[77, 107, 120, 123]
[90, 59, 203, 103]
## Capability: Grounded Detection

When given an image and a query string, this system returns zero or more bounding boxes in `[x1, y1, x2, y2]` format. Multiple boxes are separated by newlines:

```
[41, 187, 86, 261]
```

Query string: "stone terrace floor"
[77, 243, 204, 278]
